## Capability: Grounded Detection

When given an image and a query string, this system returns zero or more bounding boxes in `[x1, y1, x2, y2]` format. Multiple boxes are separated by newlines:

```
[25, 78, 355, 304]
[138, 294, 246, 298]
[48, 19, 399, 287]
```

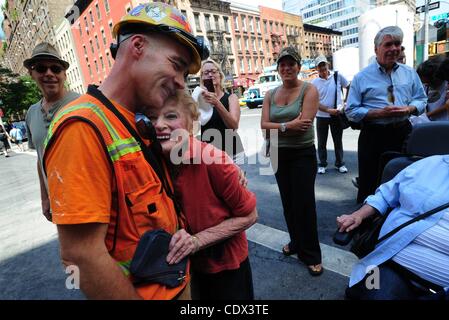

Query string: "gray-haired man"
[346, 26, 427, 203]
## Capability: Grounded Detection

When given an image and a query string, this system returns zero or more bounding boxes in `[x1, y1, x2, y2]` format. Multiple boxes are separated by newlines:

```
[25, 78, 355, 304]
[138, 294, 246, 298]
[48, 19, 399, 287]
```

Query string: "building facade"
[2, 0, 76, 74]
[68, 0, 138, 88]
[55, 18, 85, 94]
[284, 0, 370, 48]
[303, 23, 342, 64]
[230, 2, 263, 89]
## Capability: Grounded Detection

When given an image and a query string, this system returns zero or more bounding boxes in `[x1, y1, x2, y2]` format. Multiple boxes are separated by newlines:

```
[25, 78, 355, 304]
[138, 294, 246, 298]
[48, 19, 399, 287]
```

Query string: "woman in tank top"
[261, 46, 323, 276]
[199, 59, 245, 164]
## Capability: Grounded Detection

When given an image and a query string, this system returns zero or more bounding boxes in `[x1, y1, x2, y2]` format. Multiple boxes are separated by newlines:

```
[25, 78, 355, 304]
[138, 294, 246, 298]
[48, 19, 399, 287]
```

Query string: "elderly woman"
[147, 90, 258, 300]
[261, 46, 323, 276]
[199, 59, 245, 164]
[337, 155, 449, 300]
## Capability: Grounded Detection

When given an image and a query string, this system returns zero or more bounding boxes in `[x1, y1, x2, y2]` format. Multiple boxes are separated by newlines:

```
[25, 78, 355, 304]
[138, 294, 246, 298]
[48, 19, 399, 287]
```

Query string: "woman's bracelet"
[191, 235, 200, 254]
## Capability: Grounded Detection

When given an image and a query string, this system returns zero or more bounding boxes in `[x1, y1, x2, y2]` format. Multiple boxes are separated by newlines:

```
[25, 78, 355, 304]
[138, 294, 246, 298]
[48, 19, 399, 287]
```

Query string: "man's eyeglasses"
[31, 64, 64, 74]
[202, 69, 218, 76]
[387, 85, 395, 104]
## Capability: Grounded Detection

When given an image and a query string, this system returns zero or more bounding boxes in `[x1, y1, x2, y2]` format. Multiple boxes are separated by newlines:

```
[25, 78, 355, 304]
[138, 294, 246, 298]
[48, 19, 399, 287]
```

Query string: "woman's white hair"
[374, 26, 403, 48]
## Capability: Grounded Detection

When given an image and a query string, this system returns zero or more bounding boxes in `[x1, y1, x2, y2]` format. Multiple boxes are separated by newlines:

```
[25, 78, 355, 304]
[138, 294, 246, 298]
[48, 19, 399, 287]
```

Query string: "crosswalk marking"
[246, 223, 358, 277]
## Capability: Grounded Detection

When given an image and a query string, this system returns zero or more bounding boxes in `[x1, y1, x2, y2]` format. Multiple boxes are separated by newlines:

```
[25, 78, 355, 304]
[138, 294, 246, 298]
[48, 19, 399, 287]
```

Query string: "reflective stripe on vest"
[44, 103, 141, 162]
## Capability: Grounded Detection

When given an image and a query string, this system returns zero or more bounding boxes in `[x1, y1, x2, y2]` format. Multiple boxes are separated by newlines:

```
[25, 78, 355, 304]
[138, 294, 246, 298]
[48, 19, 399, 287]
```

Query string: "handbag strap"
[377, 201, 449, 244]
[333, 71, 338, 109]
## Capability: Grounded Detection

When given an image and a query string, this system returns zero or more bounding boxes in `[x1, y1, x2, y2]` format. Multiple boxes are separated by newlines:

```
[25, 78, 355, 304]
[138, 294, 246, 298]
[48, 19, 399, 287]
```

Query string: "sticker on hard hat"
[129, 4, 145, 16]
[145, 5, 166, 22]
[170, 13, 191, 32]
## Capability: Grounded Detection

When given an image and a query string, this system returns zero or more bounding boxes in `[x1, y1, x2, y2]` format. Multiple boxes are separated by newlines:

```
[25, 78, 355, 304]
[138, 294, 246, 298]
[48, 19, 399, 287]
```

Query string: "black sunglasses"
[32, 64, 64, 74]
[387, 85, 395, 104]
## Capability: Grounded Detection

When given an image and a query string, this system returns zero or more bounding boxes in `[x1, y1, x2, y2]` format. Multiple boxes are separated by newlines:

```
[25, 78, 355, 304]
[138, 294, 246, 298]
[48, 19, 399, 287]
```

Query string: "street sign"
[416, 1, 440, 14]
[431, 12, 448, 22]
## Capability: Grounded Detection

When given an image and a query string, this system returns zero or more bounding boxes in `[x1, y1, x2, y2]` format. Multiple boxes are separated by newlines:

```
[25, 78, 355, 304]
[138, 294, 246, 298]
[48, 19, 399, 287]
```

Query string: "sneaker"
[317, 167, 326, 174]
[337, 165, 348, 173]
[352, 177, 359, 188]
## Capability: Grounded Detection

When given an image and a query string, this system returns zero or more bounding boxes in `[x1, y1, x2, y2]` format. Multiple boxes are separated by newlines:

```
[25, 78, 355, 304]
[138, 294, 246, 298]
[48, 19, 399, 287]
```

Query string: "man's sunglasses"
[387, 85, 395, 104]
[31, 64, 64, 74]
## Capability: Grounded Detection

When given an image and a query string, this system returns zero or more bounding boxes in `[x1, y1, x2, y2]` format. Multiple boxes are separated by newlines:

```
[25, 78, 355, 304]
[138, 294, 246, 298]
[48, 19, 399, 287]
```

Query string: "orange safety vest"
[43, 91, 189, 300]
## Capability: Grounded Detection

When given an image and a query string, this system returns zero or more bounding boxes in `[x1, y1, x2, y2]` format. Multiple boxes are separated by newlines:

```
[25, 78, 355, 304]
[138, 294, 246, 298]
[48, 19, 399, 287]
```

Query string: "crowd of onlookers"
[3, 1, 448, 301]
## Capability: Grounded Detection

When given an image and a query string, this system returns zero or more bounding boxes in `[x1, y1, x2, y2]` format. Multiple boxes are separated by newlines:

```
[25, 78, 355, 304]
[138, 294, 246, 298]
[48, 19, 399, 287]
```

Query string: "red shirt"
[175, 138, 257, 274]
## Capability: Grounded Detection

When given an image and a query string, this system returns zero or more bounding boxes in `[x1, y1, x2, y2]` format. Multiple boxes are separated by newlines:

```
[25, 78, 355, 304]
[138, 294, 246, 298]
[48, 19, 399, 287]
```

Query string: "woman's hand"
[201, 91, 220, 107]
[337, 214, 363, 233]
[166, 229, 197, 265]
[238, 168, 248, 188]
[288, 116, 313, 132]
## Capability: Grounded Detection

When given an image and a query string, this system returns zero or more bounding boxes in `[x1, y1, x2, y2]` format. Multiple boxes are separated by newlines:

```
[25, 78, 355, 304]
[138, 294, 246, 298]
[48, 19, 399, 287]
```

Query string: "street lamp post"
[424, 0, 430, 61]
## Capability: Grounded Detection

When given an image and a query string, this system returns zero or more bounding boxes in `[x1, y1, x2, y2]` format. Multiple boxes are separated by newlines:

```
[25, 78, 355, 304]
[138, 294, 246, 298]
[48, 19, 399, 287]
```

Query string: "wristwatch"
[280, 122, 287, 133]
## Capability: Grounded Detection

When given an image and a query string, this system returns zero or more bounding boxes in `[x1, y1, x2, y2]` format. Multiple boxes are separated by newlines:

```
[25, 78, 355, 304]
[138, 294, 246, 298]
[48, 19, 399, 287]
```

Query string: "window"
[247, 58, 252, 72]
[84, 16, 89, 33]
[100, 56, 105, 71]
[252, 37, 256, 52]
[89, 11, 94, 25]
[226, 38, 232, 54]
[244, 37, 249, 51]
[95, 3, 101, 20]
[236, 36, 241, 51]
[83, 45, 87, 55]
[205, 15, 211, 31]
[258, 38, 263, 52]
[88, 64, 92, 77]
[95, 60, 99, 73]
[107, 52, 112, 68]
[90, 39, 94, 53]
[108, 21, 113, 32]
[256, 18, 260, 33]
[234, 15, 239, 30]
[95, 35, 100, 49]
[240, 58, 244, 73]
[223, 17, 229, 33]
[249, 17, 254, 33]
[194, 13, 201, 32]
[214, 15, 219, 30]
[78, 23, 82, 36]
[241, 15, 246, 31]
[104, 0, 110, 13]
[101, 29, 106, 45]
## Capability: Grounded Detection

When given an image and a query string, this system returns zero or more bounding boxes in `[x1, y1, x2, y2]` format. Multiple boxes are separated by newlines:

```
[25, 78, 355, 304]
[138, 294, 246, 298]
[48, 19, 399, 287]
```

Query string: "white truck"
[243, 67, 282, 109]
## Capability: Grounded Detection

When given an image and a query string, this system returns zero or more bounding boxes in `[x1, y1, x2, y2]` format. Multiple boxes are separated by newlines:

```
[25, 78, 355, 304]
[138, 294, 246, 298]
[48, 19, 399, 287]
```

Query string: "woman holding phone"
[199, 59, 245, 164]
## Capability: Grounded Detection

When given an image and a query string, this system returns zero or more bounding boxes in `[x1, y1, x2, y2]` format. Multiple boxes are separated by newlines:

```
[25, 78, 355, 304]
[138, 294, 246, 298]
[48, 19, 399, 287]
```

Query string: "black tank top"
[200, 92, 244, 158]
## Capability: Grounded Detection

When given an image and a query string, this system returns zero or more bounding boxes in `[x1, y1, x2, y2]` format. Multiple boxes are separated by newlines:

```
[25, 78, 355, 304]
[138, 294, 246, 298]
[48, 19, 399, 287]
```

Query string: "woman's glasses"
[32, 64, 64, 74]
[202, 69, 218, 76]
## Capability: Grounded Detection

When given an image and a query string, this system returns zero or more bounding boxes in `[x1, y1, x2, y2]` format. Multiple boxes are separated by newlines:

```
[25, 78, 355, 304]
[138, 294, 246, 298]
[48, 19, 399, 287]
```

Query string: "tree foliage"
[0, 68, 42, 119]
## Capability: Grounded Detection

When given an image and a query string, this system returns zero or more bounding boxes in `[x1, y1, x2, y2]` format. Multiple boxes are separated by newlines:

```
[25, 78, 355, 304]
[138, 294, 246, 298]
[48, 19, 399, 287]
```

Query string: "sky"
[0, 0, 4, 40]
[230, 0, 282, 10]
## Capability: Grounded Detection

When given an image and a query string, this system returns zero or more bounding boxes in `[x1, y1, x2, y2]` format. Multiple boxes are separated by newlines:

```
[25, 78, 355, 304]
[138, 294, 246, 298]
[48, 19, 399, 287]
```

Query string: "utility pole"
[424, 0, 430, 61]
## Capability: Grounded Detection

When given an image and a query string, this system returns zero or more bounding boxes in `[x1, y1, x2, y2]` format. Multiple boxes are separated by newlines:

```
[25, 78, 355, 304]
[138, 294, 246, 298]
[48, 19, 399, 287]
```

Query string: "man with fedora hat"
[24, 42, 80, 221]
[311, 55, 349, 175]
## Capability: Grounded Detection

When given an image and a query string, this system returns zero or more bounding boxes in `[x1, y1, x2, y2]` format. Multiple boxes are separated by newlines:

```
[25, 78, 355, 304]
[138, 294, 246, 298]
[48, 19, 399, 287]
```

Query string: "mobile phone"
[203, 78, 215, 93]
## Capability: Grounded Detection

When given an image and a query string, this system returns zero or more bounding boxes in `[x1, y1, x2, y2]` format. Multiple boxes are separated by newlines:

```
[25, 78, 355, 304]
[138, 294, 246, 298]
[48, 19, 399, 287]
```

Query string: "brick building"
[303, 23, 342, 65]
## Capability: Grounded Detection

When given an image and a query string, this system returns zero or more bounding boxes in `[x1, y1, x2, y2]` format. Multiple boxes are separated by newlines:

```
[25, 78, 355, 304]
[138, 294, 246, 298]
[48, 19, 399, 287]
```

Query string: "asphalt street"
[0, 106, 361, 300]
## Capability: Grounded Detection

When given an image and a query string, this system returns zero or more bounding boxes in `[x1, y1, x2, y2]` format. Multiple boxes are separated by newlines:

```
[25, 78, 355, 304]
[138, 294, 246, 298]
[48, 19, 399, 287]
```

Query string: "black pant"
[357, 120, 411, 203]
[191, 257, 254, 300]
[316, 117, 344, 167]
[274, 146, 322, 265]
